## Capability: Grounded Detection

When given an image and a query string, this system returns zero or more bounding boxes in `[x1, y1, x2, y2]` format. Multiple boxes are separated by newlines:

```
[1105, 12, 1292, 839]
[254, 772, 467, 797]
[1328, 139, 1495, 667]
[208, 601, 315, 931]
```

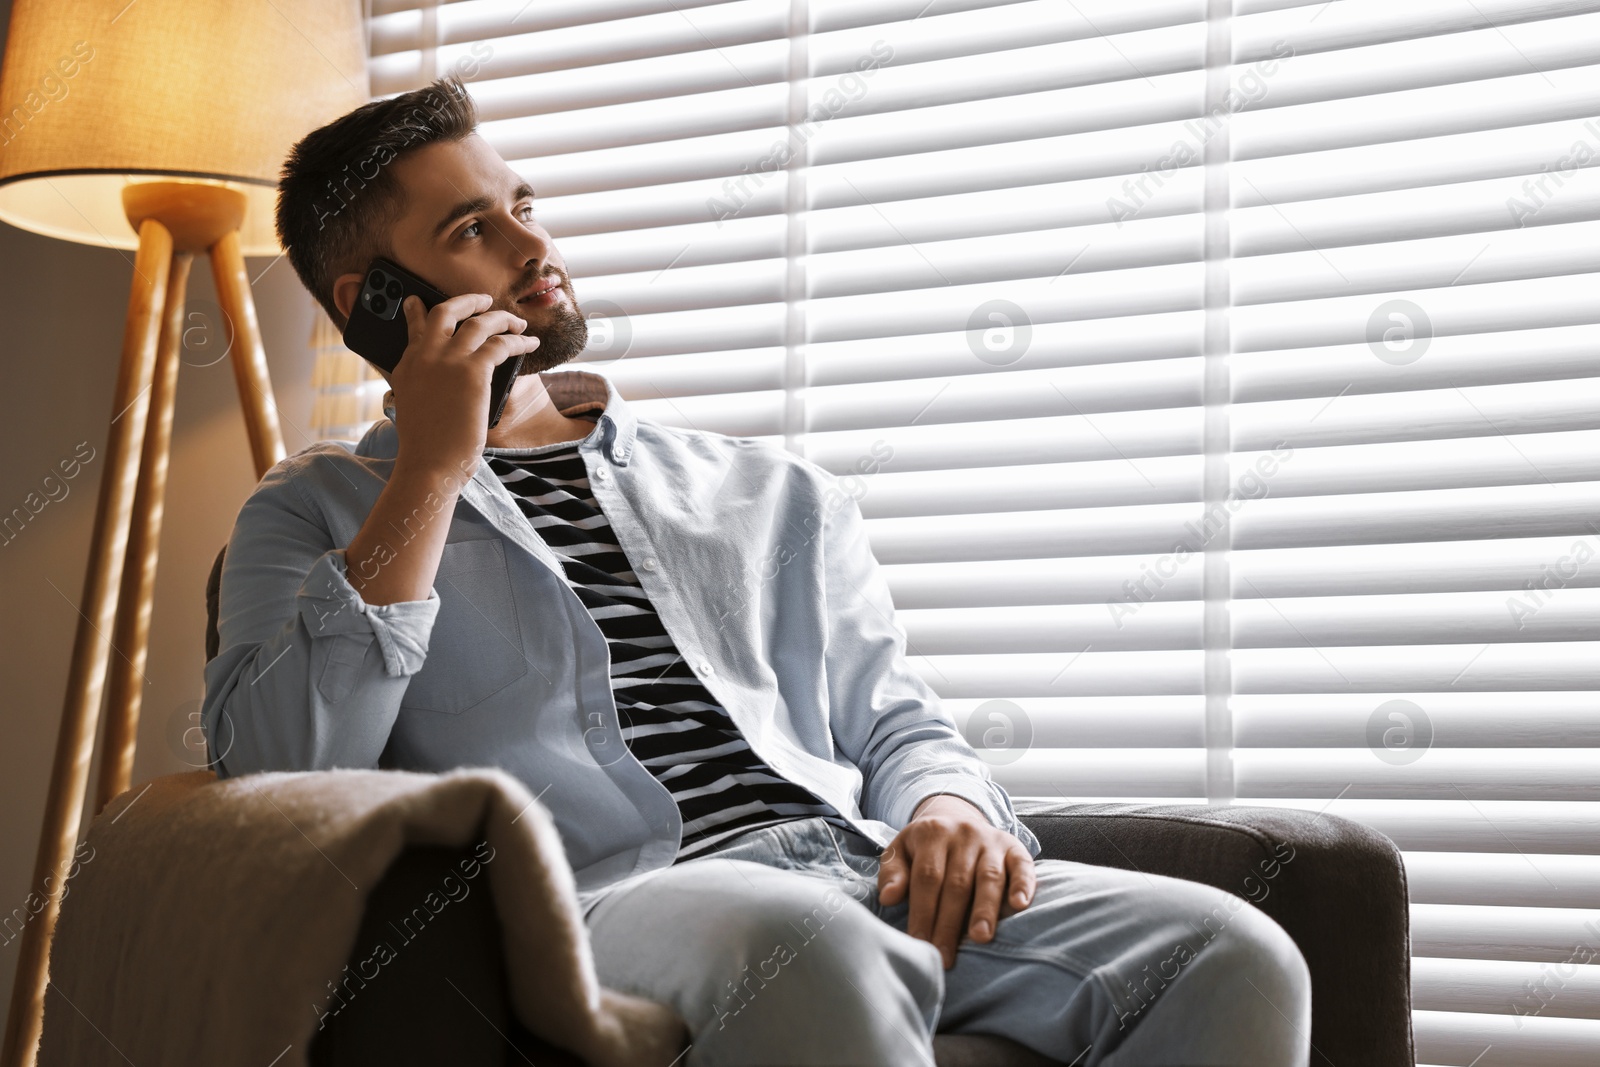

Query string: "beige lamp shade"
[0, 0, 369, 256]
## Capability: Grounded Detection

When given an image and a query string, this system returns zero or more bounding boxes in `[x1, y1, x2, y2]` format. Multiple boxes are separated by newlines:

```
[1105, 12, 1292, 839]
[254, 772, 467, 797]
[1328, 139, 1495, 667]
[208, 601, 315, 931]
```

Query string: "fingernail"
[974, 921, 990, 939]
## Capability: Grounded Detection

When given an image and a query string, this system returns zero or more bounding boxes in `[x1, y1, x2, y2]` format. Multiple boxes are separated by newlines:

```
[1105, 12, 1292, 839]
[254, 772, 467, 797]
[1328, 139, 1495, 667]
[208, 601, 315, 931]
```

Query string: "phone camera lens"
[385, 280, 402, 300]
[369, 293, 387, 315]
[368, 269, 385, 290]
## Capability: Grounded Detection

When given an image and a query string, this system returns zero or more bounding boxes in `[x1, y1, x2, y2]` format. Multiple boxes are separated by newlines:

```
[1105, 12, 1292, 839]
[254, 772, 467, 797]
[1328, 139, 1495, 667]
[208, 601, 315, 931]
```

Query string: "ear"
[332, 271, 366, 325]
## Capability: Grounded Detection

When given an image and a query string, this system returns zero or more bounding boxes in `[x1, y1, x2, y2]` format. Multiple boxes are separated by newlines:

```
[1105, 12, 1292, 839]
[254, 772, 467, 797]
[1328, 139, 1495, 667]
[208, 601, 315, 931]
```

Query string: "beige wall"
[0, 60, 322, 1032]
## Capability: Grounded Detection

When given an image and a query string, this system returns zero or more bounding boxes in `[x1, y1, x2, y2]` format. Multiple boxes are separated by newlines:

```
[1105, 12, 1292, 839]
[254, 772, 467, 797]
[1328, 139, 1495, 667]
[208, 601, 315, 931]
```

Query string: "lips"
[516, 275, 561, 303]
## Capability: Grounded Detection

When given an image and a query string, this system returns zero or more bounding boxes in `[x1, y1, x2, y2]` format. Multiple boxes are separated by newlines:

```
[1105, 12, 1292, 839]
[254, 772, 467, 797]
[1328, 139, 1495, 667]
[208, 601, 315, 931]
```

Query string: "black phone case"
[341, 255, 524, 429]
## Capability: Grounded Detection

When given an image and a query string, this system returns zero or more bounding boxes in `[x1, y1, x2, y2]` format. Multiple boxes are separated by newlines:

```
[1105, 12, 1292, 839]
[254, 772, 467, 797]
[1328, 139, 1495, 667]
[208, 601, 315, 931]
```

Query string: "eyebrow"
[431, 180, 537, 241]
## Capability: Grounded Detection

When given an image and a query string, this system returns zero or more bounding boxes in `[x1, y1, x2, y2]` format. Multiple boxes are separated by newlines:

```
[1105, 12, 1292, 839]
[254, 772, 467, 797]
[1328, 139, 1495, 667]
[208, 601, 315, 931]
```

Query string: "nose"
[500, 209, 550, 266]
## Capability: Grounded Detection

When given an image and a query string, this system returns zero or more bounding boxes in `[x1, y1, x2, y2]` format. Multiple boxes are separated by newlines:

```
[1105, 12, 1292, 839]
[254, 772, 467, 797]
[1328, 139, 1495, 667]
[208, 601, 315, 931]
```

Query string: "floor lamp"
[0, 3, 367, 1065]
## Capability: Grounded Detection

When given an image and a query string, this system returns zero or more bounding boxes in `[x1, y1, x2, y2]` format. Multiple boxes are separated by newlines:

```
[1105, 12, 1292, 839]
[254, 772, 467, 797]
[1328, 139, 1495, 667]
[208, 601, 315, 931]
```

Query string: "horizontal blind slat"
[1410, 957, 1600, 1020]
[1232, 536, 1600, 598]
[1413, 1007, 1600, 1067]
[1232, 219, 1600, 308]
[945, 696, 1204, 748]
[1231, 8, 1600, 113]
[1232, 641, 1600, 691]
[911, 650, 1203, 697]
[885, 556, 1202, 608]
[1230, 482, 1600, 549]
[1233, 0, 1600, 61]
[1404, 854, 1600, 909]
[1412, 904, 1600, 963]
[1233, 750, 1600, 801]
[803, 413, 1202, 474]
[884, 538, 1600, 606]
[1235, 693, 1600, 748]
[372, 0, 785, 66]
[1232, 116, 1600, 209]
[1232, 274, 1600, 354]
[1231, 325, 1600, 403]
[1231, 588, 1600, 646]
[865, 504, 1207, 563]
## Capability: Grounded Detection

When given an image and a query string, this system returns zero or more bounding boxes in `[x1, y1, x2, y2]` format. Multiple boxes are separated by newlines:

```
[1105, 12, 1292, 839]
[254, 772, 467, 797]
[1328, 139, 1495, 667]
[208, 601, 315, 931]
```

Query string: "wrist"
[912, 792, 986, 822]
[393, 454, 477, 496]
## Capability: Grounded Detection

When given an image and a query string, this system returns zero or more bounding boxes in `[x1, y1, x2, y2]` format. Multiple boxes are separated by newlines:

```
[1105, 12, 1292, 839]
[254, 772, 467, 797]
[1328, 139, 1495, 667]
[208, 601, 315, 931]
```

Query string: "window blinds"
[356, 0, 1600, 1061]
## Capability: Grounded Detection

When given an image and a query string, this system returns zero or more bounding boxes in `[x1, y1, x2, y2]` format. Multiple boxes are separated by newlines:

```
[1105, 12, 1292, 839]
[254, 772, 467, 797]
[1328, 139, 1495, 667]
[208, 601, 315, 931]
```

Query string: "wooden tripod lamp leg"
[94, 252, 194, 815]
[212, 229, 285, 478]
[0, 218, 173, 1067]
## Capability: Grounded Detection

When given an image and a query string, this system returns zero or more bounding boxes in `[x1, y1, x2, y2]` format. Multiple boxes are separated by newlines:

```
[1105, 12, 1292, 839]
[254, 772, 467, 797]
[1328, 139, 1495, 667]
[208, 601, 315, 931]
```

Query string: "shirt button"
[593, 467, 609, 481]
[641, 558, 658, 572]
[698, 661, 715, 676]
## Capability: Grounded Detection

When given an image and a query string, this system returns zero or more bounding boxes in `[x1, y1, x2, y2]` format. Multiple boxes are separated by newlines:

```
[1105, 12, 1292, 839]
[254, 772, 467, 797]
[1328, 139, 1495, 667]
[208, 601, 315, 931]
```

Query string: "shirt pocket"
[398, 537, 529, 715]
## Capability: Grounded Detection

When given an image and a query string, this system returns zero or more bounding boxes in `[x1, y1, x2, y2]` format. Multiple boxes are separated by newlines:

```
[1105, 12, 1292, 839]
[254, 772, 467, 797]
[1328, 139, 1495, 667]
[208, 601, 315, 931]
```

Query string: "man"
[202, 73, 1310, 1065]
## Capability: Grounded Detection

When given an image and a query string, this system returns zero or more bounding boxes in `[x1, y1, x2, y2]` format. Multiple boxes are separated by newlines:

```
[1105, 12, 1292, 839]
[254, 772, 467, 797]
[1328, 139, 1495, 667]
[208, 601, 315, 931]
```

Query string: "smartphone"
[341, 255, 525, 429]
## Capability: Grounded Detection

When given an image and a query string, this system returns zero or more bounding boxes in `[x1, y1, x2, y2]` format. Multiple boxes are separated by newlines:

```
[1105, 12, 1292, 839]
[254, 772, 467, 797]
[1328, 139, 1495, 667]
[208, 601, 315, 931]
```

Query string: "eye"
[458, 203, 535, 241]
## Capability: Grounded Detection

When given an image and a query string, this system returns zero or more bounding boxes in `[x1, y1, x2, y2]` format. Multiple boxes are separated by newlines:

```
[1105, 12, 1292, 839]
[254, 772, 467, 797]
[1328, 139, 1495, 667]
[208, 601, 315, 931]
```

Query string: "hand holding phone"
[342, 256, 529, 431]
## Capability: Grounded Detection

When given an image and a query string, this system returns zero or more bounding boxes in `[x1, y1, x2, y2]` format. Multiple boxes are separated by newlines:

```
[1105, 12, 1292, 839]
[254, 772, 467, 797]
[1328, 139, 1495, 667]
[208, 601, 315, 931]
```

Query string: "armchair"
[201, 544, 1414, 1067]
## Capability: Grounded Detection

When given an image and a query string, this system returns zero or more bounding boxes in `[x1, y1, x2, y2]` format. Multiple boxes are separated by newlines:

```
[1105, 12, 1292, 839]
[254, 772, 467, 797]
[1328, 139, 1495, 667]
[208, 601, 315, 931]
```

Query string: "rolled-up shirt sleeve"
[200, 454, 441, 778]
[298, 548, 436, 678]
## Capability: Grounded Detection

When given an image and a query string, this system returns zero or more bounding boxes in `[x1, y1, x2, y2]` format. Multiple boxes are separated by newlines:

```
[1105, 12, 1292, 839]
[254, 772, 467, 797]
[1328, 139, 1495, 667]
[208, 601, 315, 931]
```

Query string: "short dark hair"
[276, 74, 478, 331]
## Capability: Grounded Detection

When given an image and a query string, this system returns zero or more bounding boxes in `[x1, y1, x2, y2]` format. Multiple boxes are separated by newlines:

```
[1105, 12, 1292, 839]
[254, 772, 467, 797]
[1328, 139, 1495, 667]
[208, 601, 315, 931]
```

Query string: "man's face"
[332, 132, 587, 375]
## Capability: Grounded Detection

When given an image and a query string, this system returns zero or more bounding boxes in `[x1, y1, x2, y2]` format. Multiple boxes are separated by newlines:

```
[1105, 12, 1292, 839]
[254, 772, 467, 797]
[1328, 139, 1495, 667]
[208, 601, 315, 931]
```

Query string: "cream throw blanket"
[36, 767, 689, 1066]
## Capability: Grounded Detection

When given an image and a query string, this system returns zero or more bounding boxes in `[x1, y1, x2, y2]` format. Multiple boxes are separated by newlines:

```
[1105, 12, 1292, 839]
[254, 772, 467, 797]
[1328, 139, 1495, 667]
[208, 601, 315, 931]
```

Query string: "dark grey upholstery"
[205, 545, 1413, 1065]
[1015, 802, 1415, 1067]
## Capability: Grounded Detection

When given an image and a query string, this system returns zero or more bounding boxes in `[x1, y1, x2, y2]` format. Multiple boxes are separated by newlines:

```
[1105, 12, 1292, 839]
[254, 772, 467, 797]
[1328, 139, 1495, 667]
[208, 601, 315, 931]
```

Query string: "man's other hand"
[877, 793, 1037, 969]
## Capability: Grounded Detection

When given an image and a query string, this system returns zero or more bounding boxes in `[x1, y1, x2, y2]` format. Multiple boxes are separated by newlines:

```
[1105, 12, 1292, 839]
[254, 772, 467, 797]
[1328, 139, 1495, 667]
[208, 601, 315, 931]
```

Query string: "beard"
[507, 270, 588, 375]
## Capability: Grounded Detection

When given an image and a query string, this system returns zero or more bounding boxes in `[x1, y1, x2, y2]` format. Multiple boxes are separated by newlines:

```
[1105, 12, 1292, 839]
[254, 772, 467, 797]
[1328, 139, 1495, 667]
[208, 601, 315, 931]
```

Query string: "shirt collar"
[379, 368, 636, 466]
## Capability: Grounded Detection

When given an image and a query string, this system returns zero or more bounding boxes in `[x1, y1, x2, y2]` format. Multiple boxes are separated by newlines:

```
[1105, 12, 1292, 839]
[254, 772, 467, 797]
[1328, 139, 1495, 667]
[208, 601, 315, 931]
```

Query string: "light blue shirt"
[201, 368, 1040, 892]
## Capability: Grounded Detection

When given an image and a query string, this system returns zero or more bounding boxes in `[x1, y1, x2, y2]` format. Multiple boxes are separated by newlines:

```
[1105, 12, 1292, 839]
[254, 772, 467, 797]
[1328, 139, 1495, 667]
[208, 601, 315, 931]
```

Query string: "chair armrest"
[309, 842, 586, 1067]
[1016, 801, 1414, 1067]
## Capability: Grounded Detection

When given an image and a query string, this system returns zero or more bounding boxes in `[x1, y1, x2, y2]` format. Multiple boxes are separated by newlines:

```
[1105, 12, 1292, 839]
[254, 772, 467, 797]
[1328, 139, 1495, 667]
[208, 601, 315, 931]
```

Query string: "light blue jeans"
[575, 816, 1312, 1066]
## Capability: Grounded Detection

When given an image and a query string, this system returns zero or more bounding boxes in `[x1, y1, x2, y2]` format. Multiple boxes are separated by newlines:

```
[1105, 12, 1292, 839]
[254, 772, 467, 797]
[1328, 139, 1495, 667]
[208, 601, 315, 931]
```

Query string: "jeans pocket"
[779, 816, 844, 863]
[697, 820, 799, 868]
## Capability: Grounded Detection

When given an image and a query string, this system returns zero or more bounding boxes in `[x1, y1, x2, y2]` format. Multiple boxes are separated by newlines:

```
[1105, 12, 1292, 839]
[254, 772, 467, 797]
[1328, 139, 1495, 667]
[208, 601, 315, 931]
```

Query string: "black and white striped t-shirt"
[484, 431, 855, 862]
